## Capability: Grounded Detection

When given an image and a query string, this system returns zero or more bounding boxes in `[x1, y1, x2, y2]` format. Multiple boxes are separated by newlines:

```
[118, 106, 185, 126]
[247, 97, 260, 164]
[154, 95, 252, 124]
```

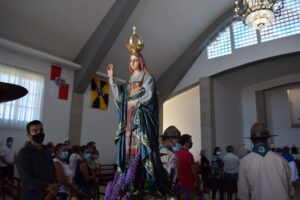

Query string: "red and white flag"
[48, 65, 69, 100]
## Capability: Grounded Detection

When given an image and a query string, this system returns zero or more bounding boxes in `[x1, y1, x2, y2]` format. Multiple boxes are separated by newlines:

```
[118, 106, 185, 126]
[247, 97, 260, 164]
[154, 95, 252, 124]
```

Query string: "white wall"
[80, 82, 118, 164]
[242, 74, 300, 150]
[213, 79, 243, 153]
[212, 57, 300, 151]
[163, 85, 201, 160]
[0, 43, 74, 157]
[175, 34, 300, 92]
[0, 39, 121, 165]
[172, 32, 300, 154]
[265, 85, 300, 148]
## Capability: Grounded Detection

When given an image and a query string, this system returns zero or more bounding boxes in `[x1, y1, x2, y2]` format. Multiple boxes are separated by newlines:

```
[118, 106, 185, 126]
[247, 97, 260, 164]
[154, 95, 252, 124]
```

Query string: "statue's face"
[129, 54, 141, 71]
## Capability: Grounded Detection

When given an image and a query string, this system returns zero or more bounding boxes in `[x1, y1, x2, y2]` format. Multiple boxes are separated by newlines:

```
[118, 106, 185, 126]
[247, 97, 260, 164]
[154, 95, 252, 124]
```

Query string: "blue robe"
[106, 72, 170, 199]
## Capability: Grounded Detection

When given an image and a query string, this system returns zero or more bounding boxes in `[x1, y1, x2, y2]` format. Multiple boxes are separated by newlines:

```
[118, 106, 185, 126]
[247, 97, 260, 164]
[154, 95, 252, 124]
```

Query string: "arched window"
[207, 0, 300, 59]
[260, 0, 300, 42]
[207, 27, 231, 59]
[232, 21, 257, 49]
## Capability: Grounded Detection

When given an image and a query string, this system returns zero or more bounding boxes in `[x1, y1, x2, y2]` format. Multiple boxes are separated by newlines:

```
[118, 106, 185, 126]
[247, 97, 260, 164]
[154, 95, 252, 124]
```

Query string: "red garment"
[176, 147, 195, 189]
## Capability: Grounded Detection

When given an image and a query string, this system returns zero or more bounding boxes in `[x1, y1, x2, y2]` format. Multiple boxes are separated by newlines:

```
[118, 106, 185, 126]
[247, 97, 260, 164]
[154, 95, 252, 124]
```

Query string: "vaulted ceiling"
[0, 0, 234, 99]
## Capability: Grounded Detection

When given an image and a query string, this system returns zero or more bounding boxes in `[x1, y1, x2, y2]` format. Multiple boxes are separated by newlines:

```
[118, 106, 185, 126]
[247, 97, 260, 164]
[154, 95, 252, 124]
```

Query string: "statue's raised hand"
[106, 64, 114, 79]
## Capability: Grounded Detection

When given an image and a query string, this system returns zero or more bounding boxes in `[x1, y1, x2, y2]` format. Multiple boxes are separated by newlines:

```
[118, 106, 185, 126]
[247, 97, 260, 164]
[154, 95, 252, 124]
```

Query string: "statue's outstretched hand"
[106, 64, 114, 79]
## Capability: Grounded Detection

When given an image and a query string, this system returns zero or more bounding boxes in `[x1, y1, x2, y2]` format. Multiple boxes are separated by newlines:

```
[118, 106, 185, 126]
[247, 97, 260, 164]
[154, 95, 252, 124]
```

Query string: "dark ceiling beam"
[157, 7, 234, 104]
[74, 0, 140, 94]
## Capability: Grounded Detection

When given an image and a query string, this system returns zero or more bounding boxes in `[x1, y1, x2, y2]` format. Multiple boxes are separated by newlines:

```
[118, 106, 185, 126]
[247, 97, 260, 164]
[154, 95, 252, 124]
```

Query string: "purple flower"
[105, 172, 123, 200]
[111, 175, 124, 199]
[121, 193, 130, 200]
[104, 181, 113, 200]
[124, 153, 140, 185]
[105, 153, 141, 200]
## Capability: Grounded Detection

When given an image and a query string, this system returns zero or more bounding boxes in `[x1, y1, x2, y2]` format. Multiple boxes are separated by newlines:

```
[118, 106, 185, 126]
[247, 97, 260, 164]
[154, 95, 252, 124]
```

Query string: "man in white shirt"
[0, 137, 16, 177]
[223, 145, 239, 200]
[238, 122, 294, 200]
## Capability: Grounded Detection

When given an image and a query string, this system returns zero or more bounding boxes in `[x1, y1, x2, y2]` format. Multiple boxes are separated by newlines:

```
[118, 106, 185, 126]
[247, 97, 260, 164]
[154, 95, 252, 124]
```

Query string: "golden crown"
[126, 26, 144, 53]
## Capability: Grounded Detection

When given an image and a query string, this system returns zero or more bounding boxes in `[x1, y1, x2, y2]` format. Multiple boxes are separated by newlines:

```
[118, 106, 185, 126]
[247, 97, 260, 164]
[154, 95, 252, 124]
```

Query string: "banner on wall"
[90, 77, 109, 110]
[48, 65, 69, 100]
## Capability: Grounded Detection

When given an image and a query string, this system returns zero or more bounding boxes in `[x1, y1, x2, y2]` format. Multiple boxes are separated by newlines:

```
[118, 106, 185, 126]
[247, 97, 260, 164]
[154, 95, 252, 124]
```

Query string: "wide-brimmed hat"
[0, 82, 28, 103]
[245, 122, 277, 139]
[161, 132, 178, 140]
[160, 125, 181, 139]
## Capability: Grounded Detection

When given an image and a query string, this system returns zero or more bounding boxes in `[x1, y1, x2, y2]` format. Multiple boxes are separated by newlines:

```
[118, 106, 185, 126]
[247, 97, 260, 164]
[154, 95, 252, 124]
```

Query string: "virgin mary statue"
[105, 27, 170, 199]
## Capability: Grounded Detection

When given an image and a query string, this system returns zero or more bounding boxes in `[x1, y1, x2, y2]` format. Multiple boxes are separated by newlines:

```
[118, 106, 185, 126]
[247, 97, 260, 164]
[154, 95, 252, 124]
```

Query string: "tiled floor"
[100, 180, 300, 200]
[201, 180, 300, 200]
[293, 180, 300, 199]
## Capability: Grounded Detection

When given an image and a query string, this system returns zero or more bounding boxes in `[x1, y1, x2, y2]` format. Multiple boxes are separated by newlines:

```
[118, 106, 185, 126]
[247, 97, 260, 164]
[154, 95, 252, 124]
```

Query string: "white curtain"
[0, 63, 45, 129]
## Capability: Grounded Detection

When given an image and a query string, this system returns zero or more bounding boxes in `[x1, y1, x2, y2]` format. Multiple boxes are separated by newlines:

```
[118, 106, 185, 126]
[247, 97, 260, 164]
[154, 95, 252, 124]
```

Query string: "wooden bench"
[97, 164, 117, 196]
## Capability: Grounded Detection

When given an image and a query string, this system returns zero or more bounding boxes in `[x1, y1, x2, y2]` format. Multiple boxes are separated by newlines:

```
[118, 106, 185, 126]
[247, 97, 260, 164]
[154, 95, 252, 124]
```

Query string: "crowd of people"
[158, 126, 240, 200]
[2, 120, 102, 200]
[0, 121, 299, 200]
[158, 122, 298, 200]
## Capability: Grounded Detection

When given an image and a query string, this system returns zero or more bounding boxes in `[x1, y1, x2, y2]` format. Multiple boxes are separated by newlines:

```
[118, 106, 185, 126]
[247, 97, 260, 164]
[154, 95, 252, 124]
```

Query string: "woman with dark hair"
[89, 150, 100, 175]
[105, 28, 169, 199]
[53, 143, 78, 200]
[74, 145, 96, 196]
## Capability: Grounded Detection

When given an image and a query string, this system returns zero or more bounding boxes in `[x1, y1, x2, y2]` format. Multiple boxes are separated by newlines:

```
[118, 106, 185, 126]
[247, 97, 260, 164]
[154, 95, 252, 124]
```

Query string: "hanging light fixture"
[234, 0, 285, 30]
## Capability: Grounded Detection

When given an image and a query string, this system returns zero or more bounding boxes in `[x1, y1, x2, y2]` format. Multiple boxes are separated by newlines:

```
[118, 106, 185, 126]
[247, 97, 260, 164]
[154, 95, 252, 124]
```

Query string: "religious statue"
[105, 27, 170, 199]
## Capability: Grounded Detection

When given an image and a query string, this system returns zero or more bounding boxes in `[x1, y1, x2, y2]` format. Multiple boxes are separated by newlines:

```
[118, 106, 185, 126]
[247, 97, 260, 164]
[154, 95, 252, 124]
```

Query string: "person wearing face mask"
[211, 146, 224, 200]
[16, 120, 59, 200]
[0, 137, 16, 178]
[74, 145, 96, 196]
[160, 128, 179, 197]
[163, 126, 182, 153]
[53, 143, 79, 200]
[176, 134, 201, 200]
[89, 150, 101, 176]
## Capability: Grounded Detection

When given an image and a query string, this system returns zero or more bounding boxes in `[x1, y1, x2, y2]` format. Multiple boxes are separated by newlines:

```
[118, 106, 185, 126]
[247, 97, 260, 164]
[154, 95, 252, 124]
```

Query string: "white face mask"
[216, 151, 221, 155]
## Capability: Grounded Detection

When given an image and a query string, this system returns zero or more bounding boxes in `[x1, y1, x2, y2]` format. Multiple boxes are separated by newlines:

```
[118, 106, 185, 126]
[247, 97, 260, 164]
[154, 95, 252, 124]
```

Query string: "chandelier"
[234, 0, 285, 30]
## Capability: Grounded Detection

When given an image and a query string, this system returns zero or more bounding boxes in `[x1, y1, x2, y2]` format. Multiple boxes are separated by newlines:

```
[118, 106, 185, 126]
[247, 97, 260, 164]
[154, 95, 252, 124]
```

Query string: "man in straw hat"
[238, 122, 294, 200]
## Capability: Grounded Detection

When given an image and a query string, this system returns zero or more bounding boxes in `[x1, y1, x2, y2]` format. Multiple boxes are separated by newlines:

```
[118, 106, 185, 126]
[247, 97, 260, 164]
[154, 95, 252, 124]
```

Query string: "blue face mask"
[84, 153, 92, 161]
[60, 151, 69, 160]
[160, 144, 169, 149]
[172, 143, 181, 152]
